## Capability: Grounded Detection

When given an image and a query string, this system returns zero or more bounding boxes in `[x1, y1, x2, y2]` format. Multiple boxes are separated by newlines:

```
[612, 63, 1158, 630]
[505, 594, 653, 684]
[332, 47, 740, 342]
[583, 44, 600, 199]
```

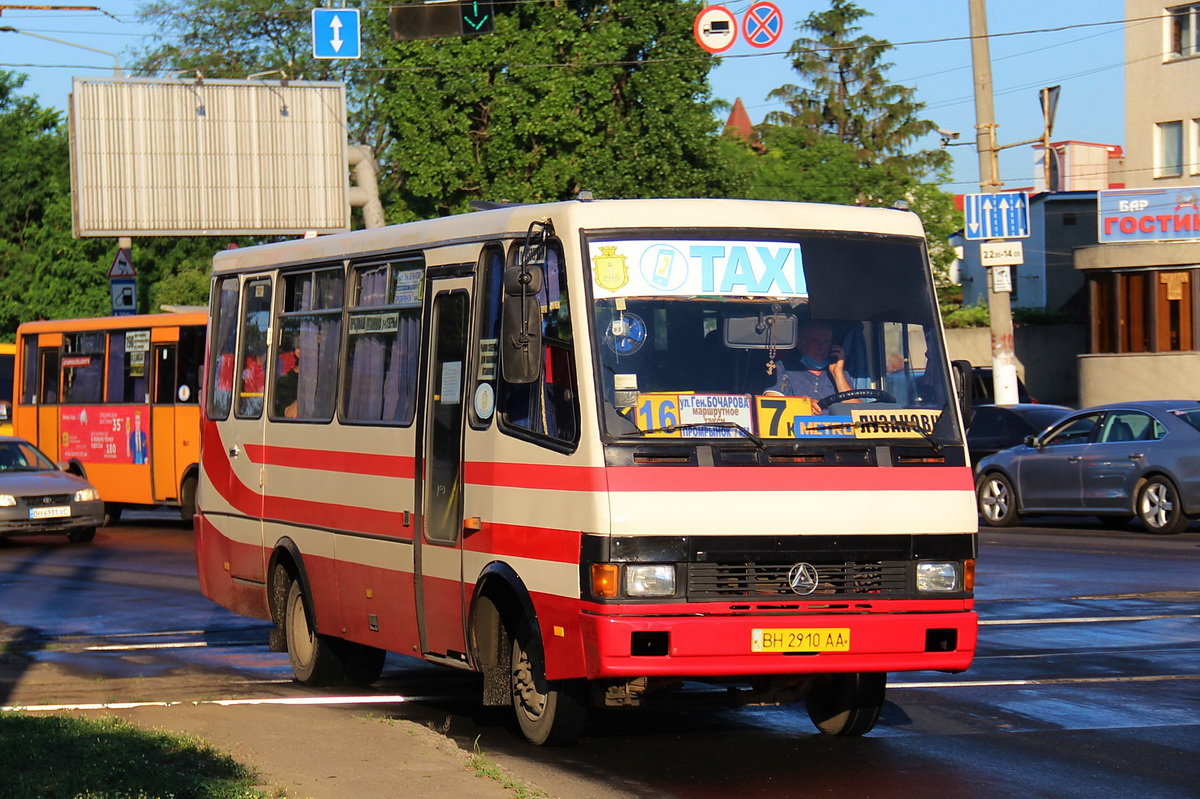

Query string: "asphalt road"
[0, 511, 1197, 799]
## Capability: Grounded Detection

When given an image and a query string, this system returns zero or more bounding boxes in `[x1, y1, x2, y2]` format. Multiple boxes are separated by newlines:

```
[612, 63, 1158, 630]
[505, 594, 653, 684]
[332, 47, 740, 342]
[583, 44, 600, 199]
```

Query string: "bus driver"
[764, 319, 854, 414]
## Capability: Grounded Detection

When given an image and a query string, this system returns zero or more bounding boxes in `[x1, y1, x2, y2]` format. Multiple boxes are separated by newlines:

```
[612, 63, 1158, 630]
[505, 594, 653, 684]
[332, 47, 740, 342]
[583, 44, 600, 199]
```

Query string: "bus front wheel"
[510, 619, 588, 746]
[284, 580, 344, 686]
[805, 672, 886, 736]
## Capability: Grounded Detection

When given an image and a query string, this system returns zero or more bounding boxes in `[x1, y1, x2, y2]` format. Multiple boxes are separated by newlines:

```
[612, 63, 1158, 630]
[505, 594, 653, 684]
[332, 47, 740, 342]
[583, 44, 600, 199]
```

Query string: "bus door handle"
[229, 445, 240, 458]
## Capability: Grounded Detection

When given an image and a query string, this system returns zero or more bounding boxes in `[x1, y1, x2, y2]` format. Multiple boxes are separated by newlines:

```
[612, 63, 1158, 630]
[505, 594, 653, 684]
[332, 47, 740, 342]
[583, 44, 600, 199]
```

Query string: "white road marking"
[981, 613, 1200, 625]
[1, 694, 455, 713]
[892, 673, 1200, 689]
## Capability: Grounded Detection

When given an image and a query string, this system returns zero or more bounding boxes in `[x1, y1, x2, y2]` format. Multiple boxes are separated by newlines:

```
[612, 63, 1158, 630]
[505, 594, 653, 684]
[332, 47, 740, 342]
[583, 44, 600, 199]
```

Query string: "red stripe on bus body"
[243, 444, 416, 479]
[465, 522, 582, 564]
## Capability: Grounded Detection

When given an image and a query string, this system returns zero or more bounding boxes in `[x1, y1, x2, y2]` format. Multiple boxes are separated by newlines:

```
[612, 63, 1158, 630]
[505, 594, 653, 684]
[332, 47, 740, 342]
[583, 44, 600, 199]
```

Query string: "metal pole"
[968, 0, 1020, 405]
[0, 25, 123, 76]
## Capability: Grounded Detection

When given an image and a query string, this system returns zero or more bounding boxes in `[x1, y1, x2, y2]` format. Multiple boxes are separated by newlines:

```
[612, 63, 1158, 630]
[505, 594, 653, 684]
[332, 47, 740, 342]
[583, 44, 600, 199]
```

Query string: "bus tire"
[341, 642, 387, 687]
[510, 618, 588, 746]
[284, 580, 345, 686]
[179, 475, 198, 525]
[805, 672, 886, 737]
[67, 527, 96, 544]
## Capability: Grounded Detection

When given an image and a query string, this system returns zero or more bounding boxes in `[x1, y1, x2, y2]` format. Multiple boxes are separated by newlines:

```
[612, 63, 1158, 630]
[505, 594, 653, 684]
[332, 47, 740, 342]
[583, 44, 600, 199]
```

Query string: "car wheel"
[977, 472, 1021, 527]
[67, 527, 96, 544]
[1137, 476, 1190, 535]
[805, 672, 886, 736]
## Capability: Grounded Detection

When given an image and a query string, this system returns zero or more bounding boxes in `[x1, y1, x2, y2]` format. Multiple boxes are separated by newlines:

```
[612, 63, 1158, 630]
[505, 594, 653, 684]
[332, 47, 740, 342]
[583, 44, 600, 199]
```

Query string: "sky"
[0, 0, 1128, 191]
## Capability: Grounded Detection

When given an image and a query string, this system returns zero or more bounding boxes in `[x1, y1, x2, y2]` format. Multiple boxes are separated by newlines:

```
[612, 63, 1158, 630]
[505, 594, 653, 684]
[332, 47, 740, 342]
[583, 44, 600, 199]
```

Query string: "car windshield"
[587, 232, 962, 446]
[0, 441, 56, 472]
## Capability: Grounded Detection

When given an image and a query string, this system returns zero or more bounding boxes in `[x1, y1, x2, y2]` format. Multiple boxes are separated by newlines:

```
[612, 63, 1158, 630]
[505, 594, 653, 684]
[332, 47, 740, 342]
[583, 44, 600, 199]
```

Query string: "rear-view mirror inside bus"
[724, 313, 798, 349]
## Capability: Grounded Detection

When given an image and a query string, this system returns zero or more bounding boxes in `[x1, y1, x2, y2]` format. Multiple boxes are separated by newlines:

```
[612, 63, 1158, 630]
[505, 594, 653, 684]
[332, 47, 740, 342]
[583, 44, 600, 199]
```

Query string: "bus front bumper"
[579, 604, 977, 679]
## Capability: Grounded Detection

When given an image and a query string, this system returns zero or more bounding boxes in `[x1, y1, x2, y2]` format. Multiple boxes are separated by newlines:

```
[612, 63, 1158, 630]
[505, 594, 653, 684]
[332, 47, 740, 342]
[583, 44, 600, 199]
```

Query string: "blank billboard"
[70, 78, 350, 237]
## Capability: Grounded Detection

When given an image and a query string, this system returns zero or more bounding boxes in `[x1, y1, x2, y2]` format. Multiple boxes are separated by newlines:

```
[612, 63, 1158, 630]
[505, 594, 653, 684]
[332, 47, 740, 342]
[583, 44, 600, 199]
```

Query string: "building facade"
[1074, 0, 1200, 405]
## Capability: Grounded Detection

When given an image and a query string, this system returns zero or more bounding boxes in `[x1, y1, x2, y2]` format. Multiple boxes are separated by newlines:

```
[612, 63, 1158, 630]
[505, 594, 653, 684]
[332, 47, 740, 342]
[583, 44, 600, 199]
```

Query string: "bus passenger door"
[150, 343, 178, 503]
[36, 339, 62, 460]
[416, 280, 472, 661]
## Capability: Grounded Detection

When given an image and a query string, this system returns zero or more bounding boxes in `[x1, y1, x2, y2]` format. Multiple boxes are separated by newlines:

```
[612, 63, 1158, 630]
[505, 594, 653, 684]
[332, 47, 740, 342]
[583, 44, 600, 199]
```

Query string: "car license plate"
[29, 506, 71, 520]
[752, 628, 851, 653]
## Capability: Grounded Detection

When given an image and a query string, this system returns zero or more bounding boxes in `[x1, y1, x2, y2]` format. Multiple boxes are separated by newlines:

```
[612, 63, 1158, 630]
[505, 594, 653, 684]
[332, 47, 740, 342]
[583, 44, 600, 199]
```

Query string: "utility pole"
[968, 0, 1020, 405]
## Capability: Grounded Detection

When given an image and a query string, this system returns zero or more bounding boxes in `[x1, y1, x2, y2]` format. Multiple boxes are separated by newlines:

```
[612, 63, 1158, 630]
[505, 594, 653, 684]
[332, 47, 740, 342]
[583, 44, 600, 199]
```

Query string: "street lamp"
[0, 24, 123, 76]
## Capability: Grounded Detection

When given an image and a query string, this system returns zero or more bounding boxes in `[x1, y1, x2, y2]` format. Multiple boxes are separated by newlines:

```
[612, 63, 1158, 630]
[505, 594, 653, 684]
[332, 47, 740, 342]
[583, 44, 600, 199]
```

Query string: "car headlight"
[0, 494, 15, 507]
[916, 561, 959, 592]
[73, 487, 99, 503]
[625, 565, 676, 598]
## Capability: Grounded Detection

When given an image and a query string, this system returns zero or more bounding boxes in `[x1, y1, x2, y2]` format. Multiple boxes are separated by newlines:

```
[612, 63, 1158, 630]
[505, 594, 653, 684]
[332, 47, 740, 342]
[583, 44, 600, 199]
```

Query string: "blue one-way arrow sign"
[313, 8, 361, 59]
[963, 191, 1030, 240]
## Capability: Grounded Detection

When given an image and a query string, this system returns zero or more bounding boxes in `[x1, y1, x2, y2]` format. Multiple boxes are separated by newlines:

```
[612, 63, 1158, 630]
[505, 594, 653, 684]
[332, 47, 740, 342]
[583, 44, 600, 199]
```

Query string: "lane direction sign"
[312, 8, 361, 60]
[743, 2, 783, 49]
[694, 5, 737, 53]
[963, 191, 1030, 240]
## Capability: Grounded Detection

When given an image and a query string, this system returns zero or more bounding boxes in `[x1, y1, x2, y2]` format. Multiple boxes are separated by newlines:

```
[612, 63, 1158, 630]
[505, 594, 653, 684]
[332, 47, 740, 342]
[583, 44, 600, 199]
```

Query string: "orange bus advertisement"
[59, 406, 149, 465]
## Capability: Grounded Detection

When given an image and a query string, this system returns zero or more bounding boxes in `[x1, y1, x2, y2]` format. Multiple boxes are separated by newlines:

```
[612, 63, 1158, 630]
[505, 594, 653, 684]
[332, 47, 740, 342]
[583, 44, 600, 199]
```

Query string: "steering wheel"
[817, 388, 897, 410]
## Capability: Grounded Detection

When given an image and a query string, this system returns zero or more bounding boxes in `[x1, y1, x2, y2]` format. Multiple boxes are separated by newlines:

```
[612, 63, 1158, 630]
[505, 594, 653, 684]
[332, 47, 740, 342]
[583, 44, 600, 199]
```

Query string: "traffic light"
[389, 1, 494, 42]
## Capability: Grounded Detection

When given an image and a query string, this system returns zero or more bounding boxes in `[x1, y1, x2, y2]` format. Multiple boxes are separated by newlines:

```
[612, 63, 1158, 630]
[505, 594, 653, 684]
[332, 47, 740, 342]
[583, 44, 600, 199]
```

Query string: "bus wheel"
[284, 580, 345, 686]
[102, 503, 122, 527]
[179, 476, 197, 524]
[805, 672, 886, 737]
[510, 619, 588, 746]
[341, 642, 386, 687]
[67, 527, 96, 544]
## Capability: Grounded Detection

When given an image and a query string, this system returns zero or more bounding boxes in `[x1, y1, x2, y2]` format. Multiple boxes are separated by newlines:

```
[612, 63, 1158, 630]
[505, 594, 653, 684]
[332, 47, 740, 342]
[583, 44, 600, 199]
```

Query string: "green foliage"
[375, 1, 735, 218]
[0, 712, 267, 798]
[942, 300, 990, 329]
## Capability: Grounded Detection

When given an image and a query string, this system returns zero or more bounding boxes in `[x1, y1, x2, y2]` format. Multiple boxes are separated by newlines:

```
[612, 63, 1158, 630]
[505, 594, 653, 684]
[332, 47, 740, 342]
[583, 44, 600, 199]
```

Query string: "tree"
[132, 0, 738, 221]
[764, 0, 949, 184]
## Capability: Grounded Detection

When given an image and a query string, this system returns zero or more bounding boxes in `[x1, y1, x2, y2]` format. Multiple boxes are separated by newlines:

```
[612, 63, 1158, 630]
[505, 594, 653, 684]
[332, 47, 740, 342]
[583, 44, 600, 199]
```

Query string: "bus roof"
[16, 310, 208, 336]
[212, 198, 928, 275]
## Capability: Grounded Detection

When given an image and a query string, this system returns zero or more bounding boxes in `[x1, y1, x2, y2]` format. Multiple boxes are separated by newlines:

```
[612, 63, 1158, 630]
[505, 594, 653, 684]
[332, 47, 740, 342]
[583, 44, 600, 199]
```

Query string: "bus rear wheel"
[510, 620, 588, 746]
[341, 642, 386, 687]
[805, 672, 886, 736]
[284, 581, 344, 686]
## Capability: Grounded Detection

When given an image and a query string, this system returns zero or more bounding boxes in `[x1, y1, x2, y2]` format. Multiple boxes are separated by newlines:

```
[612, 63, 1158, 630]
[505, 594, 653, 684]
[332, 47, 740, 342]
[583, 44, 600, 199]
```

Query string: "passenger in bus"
[763, 319, 855, 414]
[239, 351, 266, 416]
[275, 345, 300, 418]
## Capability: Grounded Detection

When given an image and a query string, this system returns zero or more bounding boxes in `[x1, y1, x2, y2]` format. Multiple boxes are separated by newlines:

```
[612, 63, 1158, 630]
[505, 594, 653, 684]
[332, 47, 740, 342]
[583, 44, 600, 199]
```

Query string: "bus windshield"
[587, 232, 959, 446]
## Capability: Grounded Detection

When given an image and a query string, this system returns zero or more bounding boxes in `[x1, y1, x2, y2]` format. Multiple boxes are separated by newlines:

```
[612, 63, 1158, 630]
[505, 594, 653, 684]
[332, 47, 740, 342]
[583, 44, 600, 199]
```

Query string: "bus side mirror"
[500, 265, 544, 384]
[951, 359, 973, 428]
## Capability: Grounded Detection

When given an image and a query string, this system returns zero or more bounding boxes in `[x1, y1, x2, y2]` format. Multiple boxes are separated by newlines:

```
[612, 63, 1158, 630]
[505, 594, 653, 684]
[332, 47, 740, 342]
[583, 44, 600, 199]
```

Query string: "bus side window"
[39, 349, 60, 405]
[498, 240, 578, 445]
[470, 244, 504, 429]
[106, 331, 151, 403]
[207, 277, 240, 419]
[20, 337, 38, 405]
[343, 259, 421, 425]
[236, 278, 272, 419]
[272, 267, 343, 421]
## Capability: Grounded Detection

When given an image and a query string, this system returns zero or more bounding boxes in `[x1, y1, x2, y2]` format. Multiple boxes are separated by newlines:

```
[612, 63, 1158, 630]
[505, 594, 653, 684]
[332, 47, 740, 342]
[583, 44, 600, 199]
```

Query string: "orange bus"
[0, 343, 14, 436]
[14, 311, 206, 524]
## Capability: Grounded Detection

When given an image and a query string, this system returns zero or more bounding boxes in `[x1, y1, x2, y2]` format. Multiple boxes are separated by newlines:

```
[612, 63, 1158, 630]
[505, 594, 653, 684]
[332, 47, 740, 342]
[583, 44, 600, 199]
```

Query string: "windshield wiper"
[807, 419, 943, 453]
[620, 421, 766, 450]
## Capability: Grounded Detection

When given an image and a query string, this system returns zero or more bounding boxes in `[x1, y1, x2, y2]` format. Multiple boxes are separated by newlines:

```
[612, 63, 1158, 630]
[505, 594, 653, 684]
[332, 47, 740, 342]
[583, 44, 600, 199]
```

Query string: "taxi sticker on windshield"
[849, 409, 942, 438]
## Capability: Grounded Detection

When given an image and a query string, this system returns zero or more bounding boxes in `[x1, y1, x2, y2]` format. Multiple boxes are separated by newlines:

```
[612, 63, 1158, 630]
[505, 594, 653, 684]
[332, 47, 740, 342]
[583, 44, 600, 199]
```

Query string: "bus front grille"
[687, 561, 908, 599]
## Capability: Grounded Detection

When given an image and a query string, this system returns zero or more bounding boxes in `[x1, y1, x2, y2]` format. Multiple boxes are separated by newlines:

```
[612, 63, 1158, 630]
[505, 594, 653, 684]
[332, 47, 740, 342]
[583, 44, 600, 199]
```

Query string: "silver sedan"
[0, 436, 104, 543]
[976, 400, 1200, 534]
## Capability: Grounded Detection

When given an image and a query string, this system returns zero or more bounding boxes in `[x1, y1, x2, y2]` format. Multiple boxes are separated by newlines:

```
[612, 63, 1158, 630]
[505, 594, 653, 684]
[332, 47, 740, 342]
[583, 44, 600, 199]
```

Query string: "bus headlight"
[625, 565, 676, 598]
[0, 494, 15, 507]
[73, 488, 99, 503]
[916, 561, 959, 592]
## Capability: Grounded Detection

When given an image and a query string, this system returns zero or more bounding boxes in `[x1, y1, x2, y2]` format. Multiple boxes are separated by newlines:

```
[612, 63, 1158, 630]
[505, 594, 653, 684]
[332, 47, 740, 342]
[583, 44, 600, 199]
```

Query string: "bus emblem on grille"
[787, 563, 820, 595]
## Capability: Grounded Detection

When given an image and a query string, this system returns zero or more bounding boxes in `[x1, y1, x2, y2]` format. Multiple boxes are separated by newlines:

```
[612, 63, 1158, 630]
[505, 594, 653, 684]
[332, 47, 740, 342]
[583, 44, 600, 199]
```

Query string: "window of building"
[1170, 4, 1200, 58]
[1090, 270, 1196, 354]
[1158, 121, 1184, 177]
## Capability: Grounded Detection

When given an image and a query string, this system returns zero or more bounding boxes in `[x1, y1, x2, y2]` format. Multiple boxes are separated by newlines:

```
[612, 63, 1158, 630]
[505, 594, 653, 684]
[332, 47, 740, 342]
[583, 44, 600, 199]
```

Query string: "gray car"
[0, 436, 104, 543]
[976, 400, 1200, 534]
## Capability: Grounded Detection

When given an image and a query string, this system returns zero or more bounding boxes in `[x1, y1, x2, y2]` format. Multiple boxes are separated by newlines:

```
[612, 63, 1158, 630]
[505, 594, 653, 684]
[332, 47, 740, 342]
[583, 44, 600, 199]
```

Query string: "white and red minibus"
[196, 198, 977, 745]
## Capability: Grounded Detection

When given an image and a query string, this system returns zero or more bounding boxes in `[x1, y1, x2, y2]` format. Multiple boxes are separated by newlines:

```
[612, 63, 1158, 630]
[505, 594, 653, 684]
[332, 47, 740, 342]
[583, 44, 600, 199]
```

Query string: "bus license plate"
[752, 628, 851, 653]
[29, 506, 71, 520]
